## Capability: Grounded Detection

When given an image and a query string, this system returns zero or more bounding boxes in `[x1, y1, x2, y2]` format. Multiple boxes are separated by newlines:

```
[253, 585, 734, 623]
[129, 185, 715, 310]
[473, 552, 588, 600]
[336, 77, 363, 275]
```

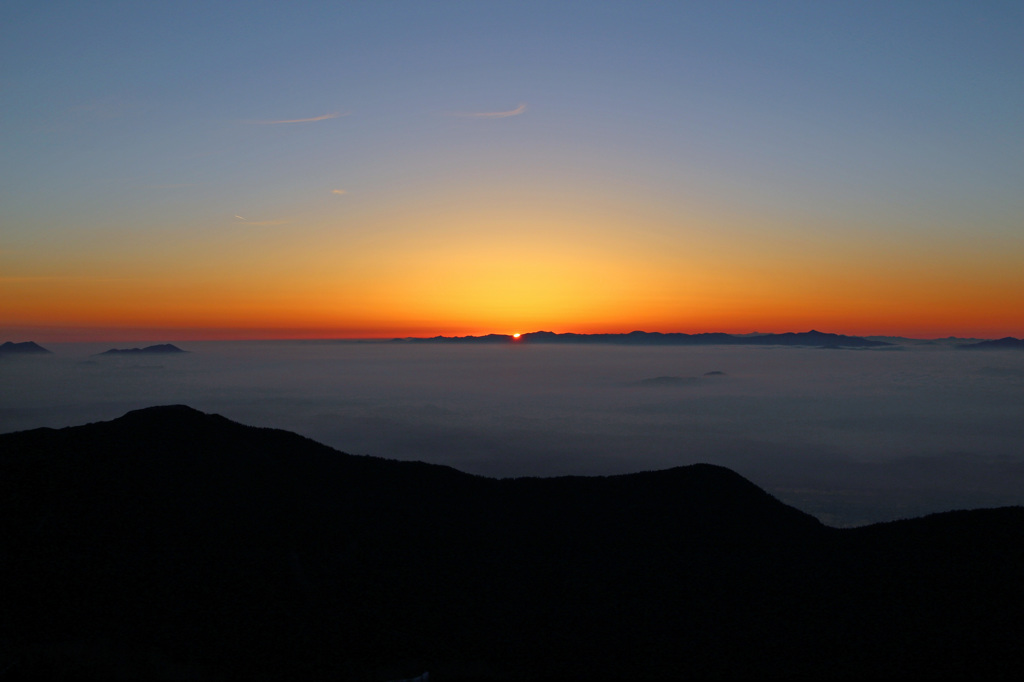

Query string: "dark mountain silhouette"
[2, 407, 1022, 679]
[738, 329, 885, 347]
[0, 340, 51, 355]
[397, 329, 889, 348]
[959, 336, 1024, 350]
[96, 343, 188, 356]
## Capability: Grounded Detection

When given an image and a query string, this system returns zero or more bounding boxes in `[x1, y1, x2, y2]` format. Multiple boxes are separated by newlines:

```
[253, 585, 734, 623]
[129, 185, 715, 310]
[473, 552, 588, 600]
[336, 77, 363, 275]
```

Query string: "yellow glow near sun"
[513, 333, 521, 338]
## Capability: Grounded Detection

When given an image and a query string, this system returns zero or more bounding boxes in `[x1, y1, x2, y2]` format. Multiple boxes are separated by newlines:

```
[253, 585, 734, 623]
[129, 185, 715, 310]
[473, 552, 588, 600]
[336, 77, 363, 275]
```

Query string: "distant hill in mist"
[2, 406, 1022, 679]
[0, 341, 51, 355]
[958, 337, 1024, 350]
[864, 335, 989, 346]
[95, 343, 187, 356]
[397, 329, 890, 348]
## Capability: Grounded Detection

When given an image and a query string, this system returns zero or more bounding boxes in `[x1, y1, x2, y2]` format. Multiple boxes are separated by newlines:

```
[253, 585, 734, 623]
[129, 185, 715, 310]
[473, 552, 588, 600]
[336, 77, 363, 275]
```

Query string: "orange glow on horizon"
[3, 315, 1022, 345]
[3, 200, 1022, 344]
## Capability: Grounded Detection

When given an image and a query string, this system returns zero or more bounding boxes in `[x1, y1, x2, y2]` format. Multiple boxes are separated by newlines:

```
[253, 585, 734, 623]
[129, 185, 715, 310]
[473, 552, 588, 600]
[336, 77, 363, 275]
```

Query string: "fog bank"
[3, 341, 1023, 526]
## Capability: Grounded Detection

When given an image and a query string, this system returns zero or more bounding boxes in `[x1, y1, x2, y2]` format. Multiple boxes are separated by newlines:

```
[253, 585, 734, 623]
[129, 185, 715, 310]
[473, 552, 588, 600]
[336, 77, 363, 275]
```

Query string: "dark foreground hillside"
[2, 407, 1022, 679]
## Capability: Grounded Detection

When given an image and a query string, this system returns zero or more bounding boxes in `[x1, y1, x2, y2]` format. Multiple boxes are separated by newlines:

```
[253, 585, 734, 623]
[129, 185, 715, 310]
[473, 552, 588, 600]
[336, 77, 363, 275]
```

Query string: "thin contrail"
[450, 103, 527, 118]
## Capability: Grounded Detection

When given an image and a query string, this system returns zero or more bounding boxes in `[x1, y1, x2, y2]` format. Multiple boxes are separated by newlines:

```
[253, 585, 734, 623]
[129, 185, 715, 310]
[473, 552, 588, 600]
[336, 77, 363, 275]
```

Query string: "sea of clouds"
[3, 340, 1023, 527]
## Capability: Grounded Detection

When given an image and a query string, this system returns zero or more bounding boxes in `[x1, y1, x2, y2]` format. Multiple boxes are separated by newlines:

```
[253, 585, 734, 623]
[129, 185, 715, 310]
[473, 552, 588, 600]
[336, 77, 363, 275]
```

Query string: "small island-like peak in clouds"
[95, 343, 188, 356]
[0, 341, 52, 355]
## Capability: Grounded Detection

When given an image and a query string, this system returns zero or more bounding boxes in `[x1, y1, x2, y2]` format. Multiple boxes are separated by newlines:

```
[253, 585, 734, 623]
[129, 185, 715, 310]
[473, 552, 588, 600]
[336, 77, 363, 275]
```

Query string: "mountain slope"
[1, 406, 1021, 679]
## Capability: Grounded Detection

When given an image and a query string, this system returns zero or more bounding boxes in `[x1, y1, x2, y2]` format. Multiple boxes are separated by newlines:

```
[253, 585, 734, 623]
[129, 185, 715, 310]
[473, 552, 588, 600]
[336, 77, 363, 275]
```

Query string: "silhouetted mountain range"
[958, 336, 1024, 350]
[96, 343, 187, 356]
[397, 330, 890, 347]
[2, 407, 1022, 679]
[0, 340, 51, 355]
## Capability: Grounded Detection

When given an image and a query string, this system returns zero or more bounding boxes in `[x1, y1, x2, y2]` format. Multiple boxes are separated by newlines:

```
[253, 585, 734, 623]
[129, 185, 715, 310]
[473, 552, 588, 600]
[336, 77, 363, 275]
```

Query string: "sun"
[512, 333, 521, 339]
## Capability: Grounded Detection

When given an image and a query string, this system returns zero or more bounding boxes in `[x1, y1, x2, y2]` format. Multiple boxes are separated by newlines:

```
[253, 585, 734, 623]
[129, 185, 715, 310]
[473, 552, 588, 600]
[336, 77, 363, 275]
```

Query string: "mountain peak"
[117, 404, 210, 421]
[0, 340, 52, 354]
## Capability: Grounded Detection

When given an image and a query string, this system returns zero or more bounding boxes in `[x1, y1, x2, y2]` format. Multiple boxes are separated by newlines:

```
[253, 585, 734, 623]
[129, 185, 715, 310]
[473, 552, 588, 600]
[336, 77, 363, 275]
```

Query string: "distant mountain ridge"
[958, 336, 1024, 350]
[396, 329, 890, 347]
[96, 343, 187, 355]
[2, 406, 1022, 679]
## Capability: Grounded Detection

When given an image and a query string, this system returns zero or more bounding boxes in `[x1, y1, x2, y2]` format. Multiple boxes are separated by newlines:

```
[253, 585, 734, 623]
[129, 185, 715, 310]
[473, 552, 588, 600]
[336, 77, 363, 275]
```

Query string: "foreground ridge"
[2, 406, 1022, 679]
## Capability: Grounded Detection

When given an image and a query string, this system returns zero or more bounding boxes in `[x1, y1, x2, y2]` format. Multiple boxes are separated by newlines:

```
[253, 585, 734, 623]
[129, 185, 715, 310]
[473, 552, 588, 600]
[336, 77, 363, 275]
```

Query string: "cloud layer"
[233, 215, 289, 226]
[250, 112, 345, 124]
[450, 103, 527, 118]
[4, 342, 1023, 528]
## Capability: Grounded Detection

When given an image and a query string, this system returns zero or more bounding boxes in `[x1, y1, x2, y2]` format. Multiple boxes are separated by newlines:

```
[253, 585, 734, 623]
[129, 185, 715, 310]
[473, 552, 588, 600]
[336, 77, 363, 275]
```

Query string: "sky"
[2, 1, 1022, 342]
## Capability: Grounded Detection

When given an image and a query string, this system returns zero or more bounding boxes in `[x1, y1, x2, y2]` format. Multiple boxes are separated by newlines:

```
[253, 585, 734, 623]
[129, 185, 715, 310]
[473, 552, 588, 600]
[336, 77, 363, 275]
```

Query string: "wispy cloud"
[0, 275, 129, 282]
[248, 112, 347, 125]
[233, 215, 290, 226]
[331, 189, 347, 195]
[449, 103, 527, 118]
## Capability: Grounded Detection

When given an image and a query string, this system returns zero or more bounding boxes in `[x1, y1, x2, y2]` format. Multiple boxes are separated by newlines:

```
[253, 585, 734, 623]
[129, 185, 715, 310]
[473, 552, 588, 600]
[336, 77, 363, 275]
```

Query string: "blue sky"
[2, 1, 1023, 340]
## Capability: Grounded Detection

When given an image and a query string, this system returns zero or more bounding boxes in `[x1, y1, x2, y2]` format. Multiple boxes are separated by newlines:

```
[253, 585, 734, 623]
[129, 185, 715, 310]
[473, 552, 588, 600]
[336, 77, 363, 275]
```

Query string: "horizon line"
[3, 327, 1012, 345]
